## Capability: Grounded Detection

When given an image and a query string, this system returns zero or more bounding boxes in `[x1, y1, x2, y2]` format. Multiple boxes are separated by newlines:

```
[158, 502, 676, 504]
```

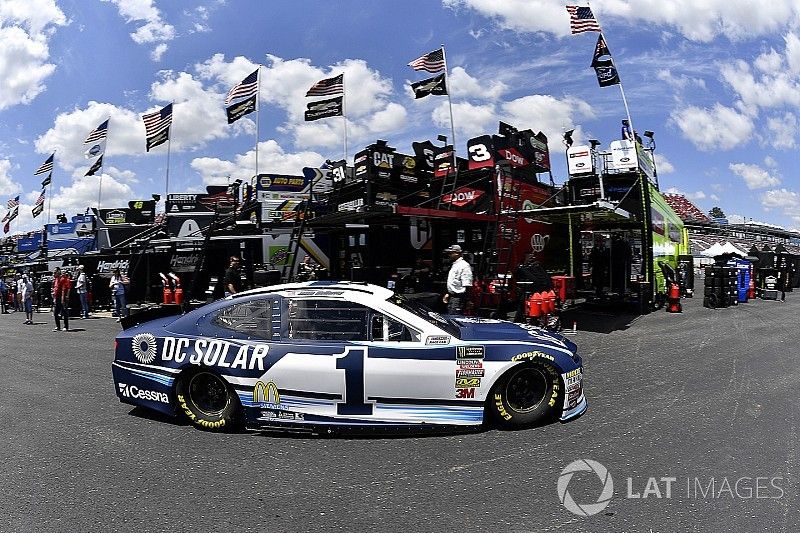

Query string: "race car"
[112, 281, 586, 432]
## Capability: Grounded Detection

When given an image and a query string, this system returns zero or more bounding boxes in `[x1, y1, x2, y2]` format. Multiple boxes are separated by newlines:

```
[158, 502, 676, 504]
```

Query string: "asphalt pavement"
[0, 288, 798, 533]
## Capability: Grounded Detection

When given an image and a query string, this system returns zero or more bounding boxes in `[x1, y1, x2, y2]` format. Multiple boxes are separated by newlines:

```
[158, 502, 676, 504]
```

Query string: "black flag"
[593, 59, 620, 87]
[592, 34, 611, 65]
[85, 155, 103, 176]
[411, 73, 448, 99]
[304, 96, 343, 121]
[412, 140, 437, 171]
[226, 94, 257, 124]
[498, 121, 518, 137]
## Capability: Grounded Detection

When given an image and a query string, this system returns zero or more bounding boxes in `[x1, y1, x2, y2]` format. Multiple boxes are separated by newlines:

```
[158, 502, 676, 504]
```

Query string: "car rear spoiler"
[120, 304, 184, 330]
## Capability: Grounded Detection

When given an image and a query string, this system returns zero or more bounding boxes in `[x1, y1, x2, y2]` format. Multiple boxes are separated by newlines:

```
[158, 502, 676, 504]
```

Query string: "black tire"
[489, 362, 561, 428]
[175, 369, 240, 431]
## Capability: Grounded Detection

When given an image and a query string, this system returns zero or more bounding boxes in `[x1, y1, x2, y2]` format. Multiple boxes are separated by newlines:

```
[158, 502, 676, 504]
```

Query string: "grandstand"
[665, 194, 800, 256]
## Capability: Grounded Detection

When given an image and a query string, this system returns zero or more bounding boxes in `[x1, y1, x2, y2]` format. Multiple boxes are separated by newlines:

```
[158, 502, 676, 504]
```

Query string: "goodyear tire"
[490, 362, 561, 428]
[176, 370, 240, 431]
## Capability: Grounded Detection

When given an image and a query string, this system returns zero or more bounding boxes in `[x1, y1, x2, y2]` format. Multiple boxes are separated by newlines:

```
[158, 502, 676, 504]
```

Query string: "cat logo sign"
[253, 381, 280, 405]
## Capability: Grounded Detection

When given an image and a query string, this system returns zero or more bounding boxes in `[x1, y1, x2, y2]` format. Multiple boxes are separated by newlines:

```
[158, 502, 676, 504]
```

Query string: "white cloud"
[671, 104, 754, 151]
[443, 0, 800, 42]
[432, 101, 495, 140]
[0, 1, 66, 110]
[729, 162, 781, 189]
[501, 94, 594, 147]
[102, 0, 174, 59]
[665, 187, 706, 201]
[654, 153, 674, 174]
[760, 188, 799, 209]
[764, 112, 797, 149]
[656, 69, 706, 91]
[0, 158, 22, 196]
[190, 140, 325, 185]
[448, 66, 508, 100]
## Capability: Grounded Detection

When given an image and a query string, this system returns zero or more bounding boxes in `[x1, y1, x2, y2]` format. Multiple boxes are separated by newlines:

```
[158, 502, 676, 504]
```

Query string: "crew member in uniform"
[443, 244, 473, 315]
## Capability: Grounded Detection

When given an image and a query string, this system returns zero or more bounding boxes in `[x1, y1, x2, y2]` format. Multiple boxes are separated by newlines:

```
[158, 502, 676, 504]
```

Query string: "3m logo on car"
[118, 383, 169, 404]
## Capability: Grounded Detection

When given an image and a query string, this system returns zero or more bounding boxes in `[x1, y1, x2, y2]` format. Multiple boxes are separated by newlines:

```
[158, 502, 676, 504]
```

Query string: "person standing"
[22, 275, 33, 325]
[109, 268, 129, 321]
[223, 256, 242, 296]
[76, 265, 90, 319]
[52, 268, 70, 331]
[443, 244, 473, 315]
[16, 275, 24, 311]
[0, 277, 7, 314]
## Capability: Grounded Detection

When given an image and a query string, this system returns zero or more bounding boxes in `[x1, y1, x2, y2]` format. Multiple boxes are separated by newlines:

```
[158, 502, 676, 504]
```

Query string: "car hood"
[450, 316, 577, 353]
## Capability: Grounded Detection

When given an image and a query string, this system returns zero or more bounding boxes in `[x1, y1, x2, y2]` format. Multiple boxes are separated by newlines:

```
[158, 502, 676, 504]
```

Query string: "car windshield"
[388, 294, 461, 339]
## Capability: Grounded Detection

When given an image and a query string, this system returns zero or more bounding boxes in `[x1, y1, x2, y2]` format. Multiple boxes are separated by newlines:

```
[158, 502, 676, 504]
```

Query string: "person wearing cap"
[76, 265, 89, 319]
[443, 244, 473, 314]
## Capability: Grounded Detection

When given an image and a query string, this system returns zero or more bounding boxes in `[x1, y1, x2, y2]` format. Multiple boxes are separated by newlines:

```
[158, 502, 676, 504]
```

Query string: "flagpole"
[441, 44, 457, 155]
[165, 104, 173, 210]
[586, 2, 636, 144]
[342, 74, 349, 163]
[98, 116, 110, 212]
[47, 150, 56, 226]
[255, 65, 261, 182]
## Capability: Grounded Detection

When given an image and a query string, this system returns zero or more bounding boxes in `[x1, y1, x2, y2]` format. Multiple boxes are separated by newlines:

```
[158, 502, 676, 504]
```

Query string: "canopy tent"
[700, 242, 726, 257]
[720, 241, 746, 256]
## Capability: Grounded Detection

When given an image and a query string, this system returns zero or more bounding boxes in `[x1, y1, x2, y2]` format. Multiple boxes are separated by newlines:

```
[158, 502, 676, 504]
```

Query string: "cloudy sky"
[1, 0, 800, 233]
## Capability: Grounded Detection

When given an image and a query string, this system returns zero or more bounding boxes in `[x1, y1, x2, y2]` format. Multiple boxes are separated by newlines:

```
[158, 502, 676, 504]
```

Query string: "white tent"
[720, 241, 746, 256]
[701, 242, 726, 257]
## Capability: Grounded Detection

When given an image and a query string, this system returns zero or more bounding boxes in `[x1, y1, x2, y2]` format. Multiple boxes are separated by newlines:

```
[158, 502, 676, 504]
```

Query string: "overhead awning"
[503, 200, 633, 224]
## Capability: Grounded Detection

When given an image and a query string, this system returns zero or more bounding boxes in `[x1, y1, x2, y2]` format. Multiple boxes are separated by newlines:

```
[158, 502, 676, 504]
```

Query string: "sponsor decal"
[458, 359, 483, 369]
[442, 187, 484, 208]
[170, 254, 200, 272]
[118, 383, 169, 404]
[253, 380, 282, 410]
[456, 377, 481, 388]
[456, 345, 485, 360]
[455, 388, 475, 399]
[426, 335, 451, 345]
[512, 351, 555, 363]
[531, 233, 550, 253]
[338, 198, 364, 211]
[456, 368, 485, 378]
[161, 337, 269, 371]
[260, 409, 304, 421]
[177, 393, 225, 429]
[97, 259, 130, 274]
[372, 151, 394, 168]
[564, 368, 582, 379]
[131, 333, 158, 364]
[104, 210, 126, 225]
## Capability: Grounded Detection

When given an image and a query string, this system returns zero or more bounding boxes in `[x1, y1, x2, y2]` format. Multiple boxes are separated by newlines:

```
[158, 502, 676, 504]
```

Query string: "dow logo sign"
[557, 459, 614, 516]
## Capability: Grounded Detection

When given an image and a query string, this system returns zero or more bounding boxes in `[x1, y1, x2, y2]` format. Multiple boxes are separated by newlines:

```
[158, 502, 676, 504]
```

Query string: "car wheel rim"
[189, 372, 230, 417]
[505, 367, 548, 413]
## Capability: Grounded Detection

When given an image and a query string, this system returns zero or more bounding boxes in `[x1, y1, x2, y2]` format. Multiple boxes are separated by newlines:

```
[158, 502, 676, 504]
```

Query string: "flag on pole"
[226, 94, 257, 124]
[225, 69, 259, 105]
[84, 119, 109, 144]
[41, 172, 52, 188]
[410, 73, 448, 99]
[32, 190, 45, 218]
[85, 155, 103, 176]
[7, 205, 18, 222]
[566, 6, 601, 34]
[407, 48, 445, 73]
[305, 74, 344, 97]
[34, 153, 54, 176]
[142, 103, 173, 152]
[591, 34, 619, 87]
[304, 96, 343, 121]
[7, 196, 19, 209]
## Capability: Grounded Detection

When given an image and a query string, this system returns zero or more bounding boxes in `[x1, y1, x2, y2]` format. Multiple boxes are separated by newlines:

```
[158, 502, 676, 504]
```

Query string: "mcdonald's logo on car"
[253, 381, 281, 405]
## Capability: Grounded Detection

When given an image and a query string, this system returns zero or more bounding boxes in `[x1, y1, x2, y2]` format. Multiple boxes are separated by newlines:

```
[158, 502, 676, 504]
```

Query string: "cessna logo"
[118, 383, 169, 404]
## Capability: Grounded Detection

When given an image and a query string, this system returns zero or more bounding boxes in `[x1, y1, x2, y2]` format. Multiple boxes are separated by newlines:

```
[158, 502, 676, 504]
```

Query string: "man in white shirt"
[76, 265, 89, 319]
[443, 244, 473, 315]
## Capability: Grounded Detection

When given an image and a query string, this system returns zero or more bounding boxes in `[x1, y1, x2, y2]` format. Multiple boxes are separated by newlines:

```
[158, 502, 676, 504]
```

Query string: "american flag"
[142, 103, 173, 151]
[407, 48, 445, 73]
[7, 196, 19, 209]
[84, 119, 109, 144]
[34, 189, 45, 206]
[566, 6, 602, 34]
[306, 73, 344, 97]
[34, 153, 54, 176]
[225, 69, 259, 105]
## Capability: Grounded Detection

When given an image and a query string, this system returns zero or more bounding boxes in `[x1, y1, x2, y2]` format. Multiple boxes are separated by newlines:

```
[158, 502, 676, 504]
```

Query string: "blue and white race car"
[112, 282, 586, 432]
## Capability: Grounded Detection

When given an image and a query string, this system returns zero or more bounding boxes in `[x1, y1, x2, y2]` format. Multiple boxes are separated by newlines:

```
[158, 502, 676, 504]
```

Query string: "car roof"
[231, 281, 395, 300]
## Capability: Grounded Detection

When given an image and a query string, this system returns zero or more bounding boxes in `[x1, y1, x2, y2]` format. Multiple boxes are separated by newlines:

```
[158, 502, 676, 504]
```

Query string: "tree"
[709, 206, 726, 219]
